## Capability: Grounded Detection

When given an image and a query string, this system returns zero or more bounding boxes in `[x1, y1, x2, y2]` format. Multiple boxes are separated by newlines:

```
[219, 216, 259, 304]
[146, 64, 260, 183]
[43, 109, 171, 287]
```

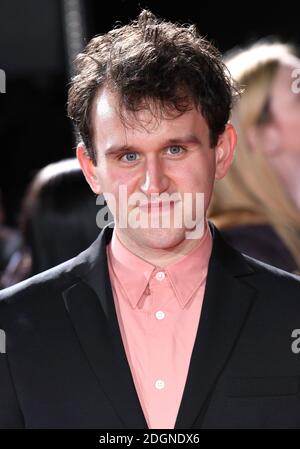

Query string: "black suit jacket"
[0, 223, 300, 429]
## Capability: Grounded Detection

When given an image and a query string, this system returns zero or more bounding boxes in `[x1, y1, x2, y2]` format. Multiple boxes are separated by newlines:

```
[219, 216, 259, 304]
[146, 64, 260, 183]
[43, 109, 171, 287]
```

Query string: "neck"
[115, 223, 209, 267]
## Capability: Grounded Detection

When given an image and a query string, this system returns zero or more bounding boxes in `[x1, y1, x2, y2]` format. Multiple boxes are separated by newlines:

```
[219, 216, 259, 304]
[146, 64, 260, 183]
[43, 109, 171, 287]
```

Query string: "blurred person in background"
[0, 159, 102, 287]
[209, 41, 300, 273]
[0, 191, 22, 288]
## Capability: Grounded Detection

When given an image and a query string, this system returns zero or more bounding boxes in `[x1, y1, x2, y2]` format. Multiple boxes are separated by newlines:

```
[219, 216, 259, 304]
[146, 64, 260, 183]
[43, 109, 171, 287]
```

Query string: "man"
[0, 10, 300, 429]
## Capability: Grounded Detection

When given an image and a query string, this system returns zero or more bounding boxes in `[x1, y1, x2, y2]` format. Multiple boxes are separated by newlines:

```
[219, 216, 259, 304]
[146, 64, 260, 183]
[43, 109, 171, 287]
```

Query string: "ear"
[214, 123, 237, 180]
[76, 143, 102, 194]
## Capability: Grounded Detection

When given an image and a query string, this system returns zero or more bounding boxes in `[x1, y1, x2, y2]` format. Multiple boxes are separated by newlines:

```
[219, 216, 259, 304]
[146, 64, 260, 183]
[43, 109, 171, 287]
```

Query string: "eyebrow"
[104, 134, 202, 157]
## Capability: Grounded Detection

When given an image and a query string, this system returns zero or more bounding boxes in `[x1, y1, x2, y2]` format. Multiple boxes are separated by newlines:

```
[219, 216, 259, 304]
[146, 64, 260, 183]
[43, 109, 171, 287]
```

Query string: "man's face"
[78, 88, 235, 251]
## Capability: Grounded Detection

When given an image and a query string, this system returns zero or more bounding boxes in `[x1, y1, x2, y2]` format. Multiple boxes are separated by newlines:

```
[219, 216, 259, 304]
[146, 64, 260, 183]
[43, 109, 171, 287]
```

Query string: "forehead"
[91, 88, 210, 147]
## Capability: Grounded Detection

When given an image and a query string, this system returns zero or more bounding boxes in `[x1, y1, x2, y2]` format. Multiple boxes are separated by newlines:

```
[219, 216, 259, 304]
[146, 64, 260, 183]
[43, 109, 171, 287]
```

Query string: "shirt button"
[155, 311, 165, 320]
[155, 271, 165, 281]
[155, 379, 165, 390]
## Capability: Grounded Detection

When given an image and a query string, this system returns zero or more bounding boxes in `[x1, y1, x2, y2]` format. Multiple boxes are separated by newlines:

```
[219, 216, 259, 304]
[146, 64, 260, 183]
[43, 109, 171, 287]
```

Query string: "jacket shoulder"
[0, 255, 84, 315]
[244, 253, 300, 282]
[0, 231, 105, 328]
[242, 253, 300, 307]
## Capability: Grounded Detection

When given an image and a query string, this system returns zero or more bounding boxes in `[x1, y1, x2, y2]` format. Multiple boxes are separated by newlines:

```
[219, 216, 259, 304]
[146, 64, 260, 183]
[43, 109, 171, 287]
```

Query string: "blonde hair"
[208, 41, 300, 269]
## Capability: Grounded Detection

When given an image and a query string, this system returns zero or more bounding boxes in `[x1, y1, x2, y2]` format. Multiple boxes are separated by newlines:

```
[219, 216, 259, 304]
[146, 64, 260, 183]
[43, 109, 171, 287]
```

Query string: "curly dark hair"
[68, 10, 238, 164]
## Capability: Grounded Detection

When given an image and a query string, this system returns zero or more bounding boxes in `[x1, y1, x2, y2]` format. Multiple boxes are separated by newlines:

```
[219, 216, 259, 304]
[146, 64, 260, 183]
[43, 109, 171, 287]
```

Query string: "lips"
[139, 200, 178, 212]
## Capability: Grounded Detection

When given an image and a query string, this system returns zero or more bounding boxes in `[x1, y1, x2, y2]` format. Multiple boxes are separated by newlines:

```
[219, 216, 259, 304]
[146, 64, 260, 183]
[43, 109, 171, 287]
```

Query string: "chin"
[131, 227, 187, 250]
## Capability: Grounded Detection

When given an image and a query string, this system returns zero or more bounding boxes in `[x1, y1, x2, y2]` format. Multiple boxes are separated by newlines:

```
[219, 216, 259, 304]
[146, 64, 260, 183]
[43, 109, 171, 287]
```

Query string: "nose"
[139, 156, 170, 196]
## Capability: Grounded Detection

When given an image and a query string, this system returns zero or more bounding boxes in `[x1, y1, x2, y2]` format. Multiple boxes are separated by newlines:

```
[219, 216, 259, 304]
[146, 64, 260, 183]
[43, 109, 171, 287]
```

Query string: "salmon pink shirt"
[106, 224, 212, 429]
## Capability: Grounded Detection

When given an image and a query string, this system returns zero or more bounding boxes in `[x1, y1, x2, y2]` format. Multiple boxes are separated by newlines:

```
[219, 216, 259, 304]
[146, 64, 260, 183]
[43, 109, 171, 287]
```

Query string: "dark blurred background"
[1, 0, 299, 226]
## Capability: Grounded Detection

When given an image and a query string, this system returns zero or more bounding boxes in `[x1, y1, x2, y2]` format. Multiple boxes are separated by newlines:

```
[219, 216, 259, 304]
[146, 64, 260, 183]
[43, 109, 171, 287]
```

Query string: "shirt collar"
[107, 222, 212, 309]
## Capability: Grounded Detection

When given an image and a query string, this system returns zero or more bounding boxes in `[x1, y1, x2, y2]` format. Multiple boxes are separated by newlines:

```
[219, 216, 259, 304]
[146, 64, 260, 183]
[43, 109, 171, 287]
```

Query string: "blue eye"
[167, 145, 183, 155]
[121, 152, 139, 162]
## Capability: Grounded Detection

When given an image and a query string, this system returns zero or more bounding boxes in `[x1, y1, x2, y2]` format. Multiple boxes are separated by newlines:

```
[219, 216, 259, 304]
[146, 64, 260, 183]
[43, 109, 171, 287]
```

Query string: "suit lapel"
[174, 226, 258, 429]
[63, 225, 148, 429]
